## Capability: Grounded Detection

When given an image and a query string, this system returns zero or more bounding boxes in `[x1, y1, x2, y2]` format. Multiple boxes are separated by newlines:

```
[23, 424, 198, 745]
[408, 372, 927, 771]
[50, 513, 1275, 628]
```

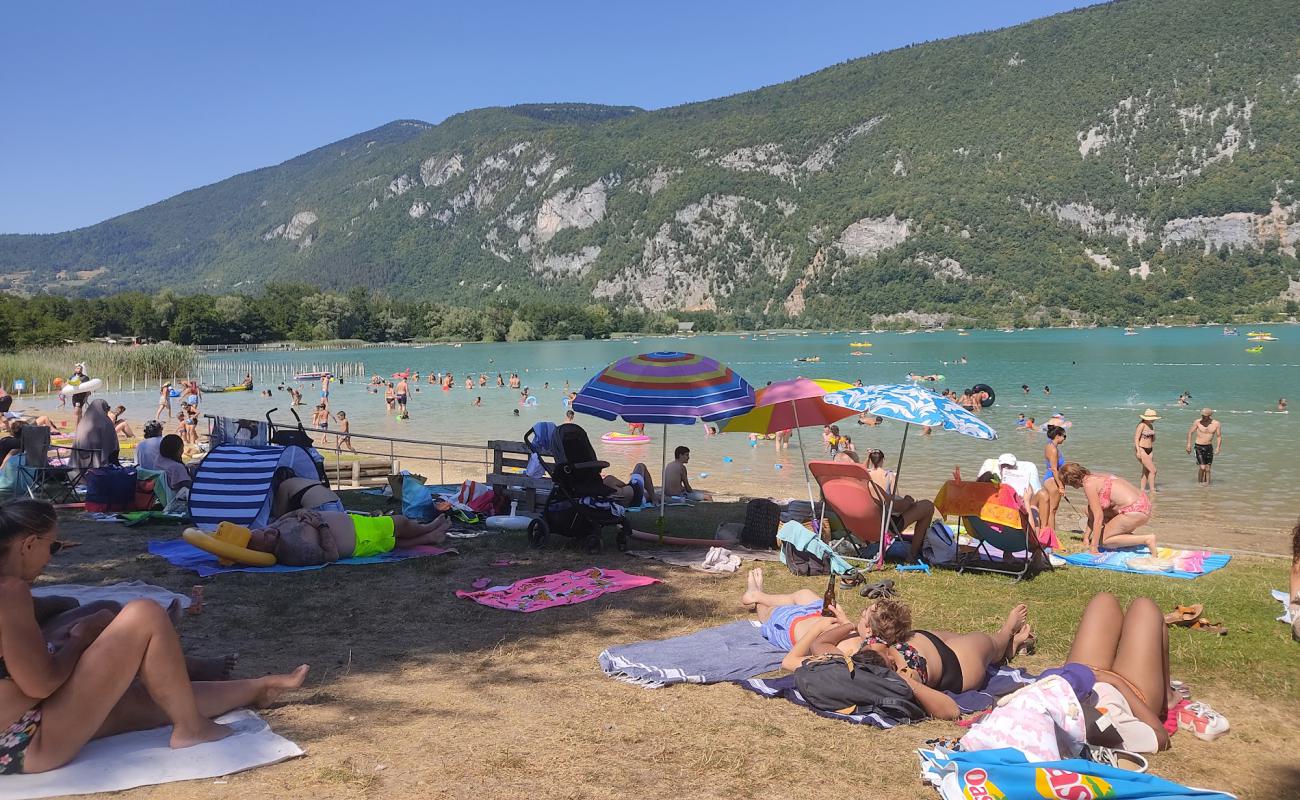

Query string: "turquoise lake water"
[35, 326, 1297, 550]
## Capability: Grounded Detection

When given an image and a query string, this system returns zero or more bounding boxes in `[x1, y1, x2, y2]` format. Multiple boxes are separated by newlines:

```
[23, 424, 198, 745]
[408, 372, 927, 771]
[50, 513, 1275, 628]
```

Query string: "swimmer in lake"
[1278, 398, 1288, 413]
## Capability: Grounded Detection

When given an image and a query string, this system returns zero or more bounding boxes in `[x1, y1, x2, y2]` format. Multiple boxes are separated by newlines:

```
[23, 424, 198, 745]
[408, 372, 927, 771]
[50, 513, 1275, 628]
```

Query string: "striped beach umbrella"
[573, 352, 755, 523]
[572, 351, 755, 424]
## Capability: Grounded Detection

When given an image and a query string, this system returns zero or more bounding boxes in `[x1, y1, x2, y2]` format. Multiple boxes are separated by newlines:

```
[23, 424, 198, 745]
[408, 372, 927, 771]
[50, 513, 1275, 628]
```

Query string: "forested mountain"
[3, 0, 1299, 328]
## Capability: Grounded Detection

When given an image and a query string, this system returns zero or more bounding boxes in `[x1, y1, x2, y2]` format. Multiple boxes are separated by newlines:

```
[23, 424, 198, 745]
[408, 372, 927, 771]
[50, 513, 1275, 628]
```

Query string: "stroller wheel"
[527, 519, 548, 549]
[616, 520, 631, 552]
[585, 534, 603, 554]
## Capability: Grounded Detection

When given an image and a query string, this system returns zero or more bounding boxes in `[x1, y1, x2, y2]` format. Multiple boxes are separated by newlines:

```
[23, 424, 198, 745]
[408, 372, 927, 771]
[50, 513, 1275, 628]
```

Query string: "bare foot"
[1010, 624, 1035, 659]
[170, 718, 233, 749]
[739, 568, 763, 607]
[252, 664, 310, 709]
[1145, 535, 1158, 554]
[187, 653, 239, 681]
[1000, 603, 1028, 638]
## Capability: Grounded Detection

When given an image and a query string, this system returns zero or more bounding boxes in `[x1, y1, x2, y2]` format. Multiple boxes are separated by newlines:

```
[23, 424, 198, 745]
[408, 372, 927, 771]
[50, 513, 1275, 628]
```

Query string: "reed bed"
[0, 343, 197, 394]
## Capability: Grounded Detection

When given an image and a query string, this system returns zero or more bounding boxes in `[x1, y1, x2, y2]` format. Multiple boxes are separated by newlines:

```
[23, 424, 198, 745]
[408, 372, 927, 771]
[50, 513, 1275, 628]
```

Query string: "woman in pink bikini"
[1059, 462, 1155, 554]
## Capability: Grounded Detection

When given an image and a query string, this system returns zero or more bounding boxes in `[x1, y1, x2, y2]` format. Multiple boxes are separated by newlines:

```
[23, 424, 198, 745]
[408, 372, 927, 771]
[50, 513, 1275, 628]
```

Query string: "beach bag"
[794, 655, 927, 720]
[85, 465, 138, 512]
[922, 520, 957, 565]
[740, 498, 781, 549]
[777, 520, 856, 577]
[133, 476, 157, 511]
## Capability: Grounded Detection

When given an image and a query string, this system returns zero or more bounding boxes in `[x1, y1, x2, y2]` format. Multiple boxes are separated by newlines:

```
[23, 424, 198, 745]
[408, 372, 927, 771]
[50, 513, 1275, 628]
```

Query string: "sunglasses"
[45, 540, 63, 555]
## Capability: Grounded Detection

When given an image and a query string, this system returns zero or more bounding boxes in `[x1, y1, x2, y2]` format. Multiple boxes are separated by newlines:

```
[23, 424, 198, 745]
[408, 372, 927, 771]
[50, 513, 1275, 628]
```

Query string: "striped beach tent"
[187, 444, 322, 531]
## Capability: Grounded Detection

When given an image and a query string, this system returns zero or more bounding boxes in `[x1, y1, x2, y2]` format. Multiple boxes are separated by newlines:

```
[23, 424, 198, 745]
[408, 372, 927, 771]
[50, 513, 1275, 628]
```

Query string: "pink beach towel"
[456, 568, 660, 613]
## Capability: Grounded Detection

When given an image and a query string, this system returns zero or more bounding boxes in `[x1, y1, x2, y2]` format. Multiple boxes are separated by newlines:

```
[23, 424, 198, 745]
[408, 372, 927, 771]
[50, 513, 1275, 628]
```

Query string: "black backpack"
[794, 655, 927, 720]
[740, 498, 781, 549]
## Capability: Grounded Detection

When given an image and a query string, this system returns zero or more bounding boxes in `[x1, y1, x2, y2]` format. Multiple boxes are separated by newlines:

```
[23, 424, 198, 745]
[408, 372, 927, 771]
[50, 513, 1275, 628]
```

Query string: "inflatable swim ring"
[60, 377, 103, 395]
[971, 383, 996, 408]
[182, 525, 276, 567]
[522, 396, 539, 407]
[601, 432, 651, 445]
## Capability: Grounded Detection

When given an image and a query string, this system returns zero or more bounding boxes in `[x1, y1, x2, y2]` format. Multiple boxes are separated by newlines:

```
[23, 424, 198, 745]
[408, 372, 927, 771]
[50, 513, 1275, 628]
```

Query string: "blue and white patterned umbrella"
[822, 383, 997, 568]
[823, 384, 997, 440]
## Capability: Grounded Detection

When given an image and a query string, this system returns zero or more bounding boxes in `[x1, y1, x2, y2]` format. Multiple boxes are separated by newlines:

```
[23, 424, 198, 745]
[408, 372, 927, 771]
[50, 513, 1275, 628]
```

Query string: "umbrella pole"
[658, 423, 668, 540]
[876, 422, 912, 570]
[790, 403, 819, 529]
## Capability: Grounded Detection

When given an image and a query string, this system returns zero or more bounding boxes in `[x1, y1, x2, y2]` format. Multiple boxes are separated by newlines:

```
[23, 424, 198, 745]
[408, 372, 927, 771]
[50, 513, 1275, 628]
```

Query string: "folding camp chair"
[933, 479, 1047, 581]
[808, 460, 892, 559]
[0, 453, 33, 496]
[16, 426, 75, 502]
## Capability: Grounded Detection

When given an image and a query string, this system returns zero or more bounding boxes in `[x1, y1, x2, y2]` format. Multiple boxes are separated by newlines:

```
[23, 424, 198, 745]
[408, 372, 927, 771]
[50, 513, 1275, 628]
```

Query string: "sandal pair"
[859, 579, 897, 599]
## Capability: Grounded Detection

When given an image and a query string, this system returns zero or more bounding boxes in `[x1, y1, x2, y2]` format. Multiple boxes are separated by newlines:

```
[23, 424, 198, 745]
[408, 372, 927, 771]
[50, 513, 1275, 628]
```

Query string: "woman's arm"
[0, 578, 99, 699]
[779, 618, 844, 671]
[902, 672, 960, 720]
[1133, 425, 1142, 452]
[1085, 482, 1104, 550]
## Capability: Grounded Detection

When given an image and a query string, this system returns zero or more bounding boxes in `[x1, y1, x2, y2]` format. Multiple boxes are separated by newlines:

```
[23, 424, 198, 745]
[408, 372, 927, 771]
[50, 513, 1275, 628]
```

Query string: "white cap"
[997, 453, 1017, 467]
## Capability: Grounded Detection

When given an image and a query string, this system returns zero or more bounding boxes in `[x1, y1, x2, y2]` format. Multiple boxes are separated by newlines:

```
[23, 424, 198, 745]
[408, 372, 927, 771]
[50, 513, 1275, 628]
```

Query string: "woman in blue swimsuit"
[1038, 424, 1068, 540]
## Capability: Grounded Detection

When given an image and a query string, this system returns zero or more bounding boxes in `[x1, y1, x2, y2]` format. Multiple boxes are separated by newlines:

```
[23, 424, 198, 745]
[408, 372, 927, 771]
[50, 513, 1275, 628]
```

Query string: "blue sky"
[0, 1, 1096, 234]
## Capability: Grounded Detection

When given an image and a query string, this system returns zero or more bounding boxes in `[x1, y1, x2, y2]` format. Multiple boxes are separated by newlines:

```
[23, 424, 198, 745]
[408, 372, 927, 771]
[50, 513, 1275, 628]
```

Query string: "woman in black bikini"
[1134, 409, 1159, 493]
[0, 499, 309, 775]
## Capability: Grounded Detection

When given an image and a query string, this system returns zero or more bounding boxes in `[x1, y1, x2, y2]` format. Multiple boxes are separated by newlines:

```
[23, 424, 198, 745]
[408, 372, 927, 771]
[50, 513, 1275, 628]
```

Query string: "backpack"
[794, 654, 927, 720]
[740, 498, 781, 549]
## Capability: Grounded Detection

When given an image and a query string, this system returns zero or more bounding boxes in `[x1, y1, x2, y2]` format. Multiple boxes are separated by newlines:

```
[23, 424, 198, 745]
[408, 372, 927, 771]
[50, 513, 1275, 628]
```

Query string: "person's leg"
[20, 600, 236, 772]
[930, 605, 1030, 689]
[392, 514, 450, 545]
[631, 463, 655, 504]
[903, 499, 935, 560]
[740, 568, 819, 621]
[1046, 481, 1062, 530]
[1099, 513, 1155, 551]
[1065, 592, 1122, 671]
[1110, 597, 1169, 717]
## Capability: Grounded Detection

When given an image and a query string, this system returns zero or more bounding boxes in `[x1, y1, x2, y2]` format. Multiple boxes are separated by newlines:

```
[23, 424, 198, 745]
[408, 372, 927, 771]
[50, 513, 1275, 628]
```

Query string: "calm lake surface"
[51, 327, 1299, 551]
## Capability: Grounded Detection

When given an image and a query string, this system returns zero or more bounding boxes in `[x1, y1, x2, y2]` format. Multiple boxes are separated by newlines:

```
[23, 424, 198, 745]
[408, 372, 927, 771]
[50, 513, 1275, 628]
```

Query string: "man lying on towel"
[247, 511, 450, 565]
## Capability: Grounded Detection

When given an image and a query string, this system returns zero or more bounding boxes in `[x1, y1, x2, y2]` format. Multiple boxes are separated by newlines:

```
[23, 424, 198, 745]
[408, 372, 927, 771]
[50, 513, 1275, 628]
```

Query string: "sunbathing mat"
[147, 539, 456, 577]
[737, 666, 1036, 728]
[600, 620, 786, 688]
[456, 567, 659, 612]
[0, 710, 301, 800]
[1060, 547, 1230, 579]
[32, 580, 192, 611]
[918, 746, 1236, 800]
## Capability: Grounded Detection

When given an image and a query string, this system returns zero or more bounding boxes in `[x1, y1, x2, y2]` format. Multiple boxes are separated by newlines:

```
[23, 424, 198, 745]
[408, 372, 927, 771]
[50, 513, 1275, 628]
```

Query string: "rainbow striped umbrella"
[572, 351, 755, 425]
[573, 352, 754, 524]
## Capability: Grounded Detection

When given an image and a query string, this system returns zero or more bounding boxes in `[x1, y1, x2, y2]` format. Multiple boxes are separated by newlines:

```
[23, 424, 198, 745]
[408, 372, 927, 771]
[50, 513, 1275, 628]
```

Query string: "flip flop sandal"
[1163, 604, 1204, 627]
[1189, 618, 1228, 635]
[1170, 680, 1192, 701]
[1014, 631, 1037, 657]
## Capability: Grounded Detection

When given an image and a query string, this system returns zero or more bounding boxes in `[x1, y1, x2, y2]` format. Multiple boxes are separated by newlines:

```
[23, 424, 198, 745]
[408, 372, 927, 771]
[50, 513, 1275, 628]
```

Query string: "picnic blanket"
[599, 620, 786, 688]
[456, 567, 659, 612]
[0, 710, 301, 800]
[32, 580, 191, 611]
[918, 746, 1237, 800]
[737, 666, 1036, 727]
[1060, 546, 1230, 579]
[1273, 589, 1296, 623]
[147, 539, 456, 577]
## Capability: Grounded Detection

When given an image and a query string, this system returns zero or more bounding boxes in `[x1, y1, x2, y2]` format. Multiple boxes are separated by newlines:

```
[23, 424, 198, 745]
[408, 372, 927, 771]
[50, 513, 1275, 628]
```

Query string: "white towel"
[1272, 589, 1295, 623]
[0, 710, 302, 800]
[32, 580, 191, 611]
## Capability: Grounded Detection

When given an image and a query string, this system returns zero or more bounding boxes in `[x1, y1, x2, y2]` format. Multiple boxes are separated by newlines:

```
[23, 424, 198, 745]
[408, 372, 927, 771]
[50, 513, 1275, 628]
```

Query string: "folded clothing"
[600, 620, 786, 688]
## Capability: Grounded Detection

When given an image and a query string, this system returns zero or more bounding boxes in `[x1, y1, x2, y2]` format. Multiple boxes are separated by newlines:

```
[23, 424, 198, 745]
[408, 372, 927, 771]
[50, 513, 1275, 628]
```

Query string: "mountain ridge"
[2, 0, 1298, 327]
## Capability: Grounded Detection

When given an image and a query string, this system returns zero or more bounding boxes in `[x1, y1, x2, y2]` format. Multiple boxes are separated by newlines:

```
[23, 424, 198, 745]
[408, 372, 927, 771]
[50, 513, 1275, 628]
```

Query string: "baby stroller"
[523, 422, 631, 553]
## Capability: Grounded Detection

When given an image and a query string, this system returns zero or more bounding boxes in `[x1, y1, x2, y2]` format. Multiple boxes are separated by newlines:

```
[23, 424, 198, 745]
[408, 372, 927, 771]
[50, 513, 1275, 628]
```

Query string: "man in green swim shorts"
[246, 510, 451, 566]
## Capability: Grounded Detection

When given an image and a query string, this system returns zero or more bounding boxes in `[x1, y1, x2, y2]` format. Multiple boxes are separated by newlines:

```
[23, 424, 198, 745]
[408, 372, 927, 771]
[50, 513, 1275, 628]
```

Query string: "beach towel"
[933, 480, 1022, 530]
[599, 620, 786, 688]
[917, 746, 1236, 800]
[0, 710, 302, 800]
[1061, 547, 1230, 579]
[456, 567, 659, 612]
[1272, 589, 1295, 623]
[147, 539, 455, 577]
[32, 580, 191, 611]
[737, 666, 1037, 726]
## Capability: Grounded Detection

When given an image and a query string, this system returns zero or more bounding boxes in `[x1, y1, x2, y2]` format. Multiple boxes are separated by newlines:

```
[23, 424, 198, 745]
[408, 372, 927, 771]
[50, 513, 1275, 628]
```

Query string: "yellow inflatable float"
[182, 522, 276, 567]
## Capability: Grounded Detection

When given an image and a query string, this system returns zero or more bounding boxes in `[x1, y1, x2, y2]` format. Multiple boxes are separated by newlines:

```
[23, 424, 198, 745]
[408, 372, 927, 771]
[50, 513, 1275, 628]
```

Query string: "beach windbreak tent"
[572, 351, 755, 521]
[824, 383, 997, 567]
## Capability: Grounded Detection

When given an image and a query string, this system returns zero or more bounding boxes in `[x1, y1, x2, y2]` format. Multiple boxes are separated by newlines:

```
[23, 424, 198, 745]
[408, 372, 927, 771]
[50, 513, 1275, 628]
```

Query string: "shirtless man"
[1185, 408, 1222, 485]
[247, 509, 450, 565]
[662, 446, 711, 501]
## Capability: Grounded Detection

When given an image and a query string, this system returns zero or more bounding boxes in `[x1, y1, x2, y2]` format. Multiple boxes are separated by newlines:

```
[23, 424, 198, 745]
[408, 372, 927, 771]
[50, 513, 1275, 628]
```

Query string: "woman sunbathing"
[247, 509, 450, 565]
[0, 499, 309, 775]
[740, 568, 1032, 716]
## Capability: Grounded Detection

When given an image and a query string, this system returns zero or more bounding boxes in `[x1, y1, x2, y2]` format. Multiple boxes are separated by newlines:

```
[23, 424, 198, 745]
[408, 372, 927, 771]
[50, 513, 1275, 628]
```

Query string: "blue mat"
[1060, 547, 1230, 580]
[147, 538, 454, 577]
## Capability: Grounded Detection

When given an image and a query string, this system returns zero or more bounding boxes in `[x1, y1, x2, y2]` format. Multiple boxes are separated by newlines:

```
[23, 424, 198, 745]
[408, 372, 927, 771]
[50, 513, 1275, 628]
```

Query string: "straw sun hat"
[1139, 409, 1161, 421]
